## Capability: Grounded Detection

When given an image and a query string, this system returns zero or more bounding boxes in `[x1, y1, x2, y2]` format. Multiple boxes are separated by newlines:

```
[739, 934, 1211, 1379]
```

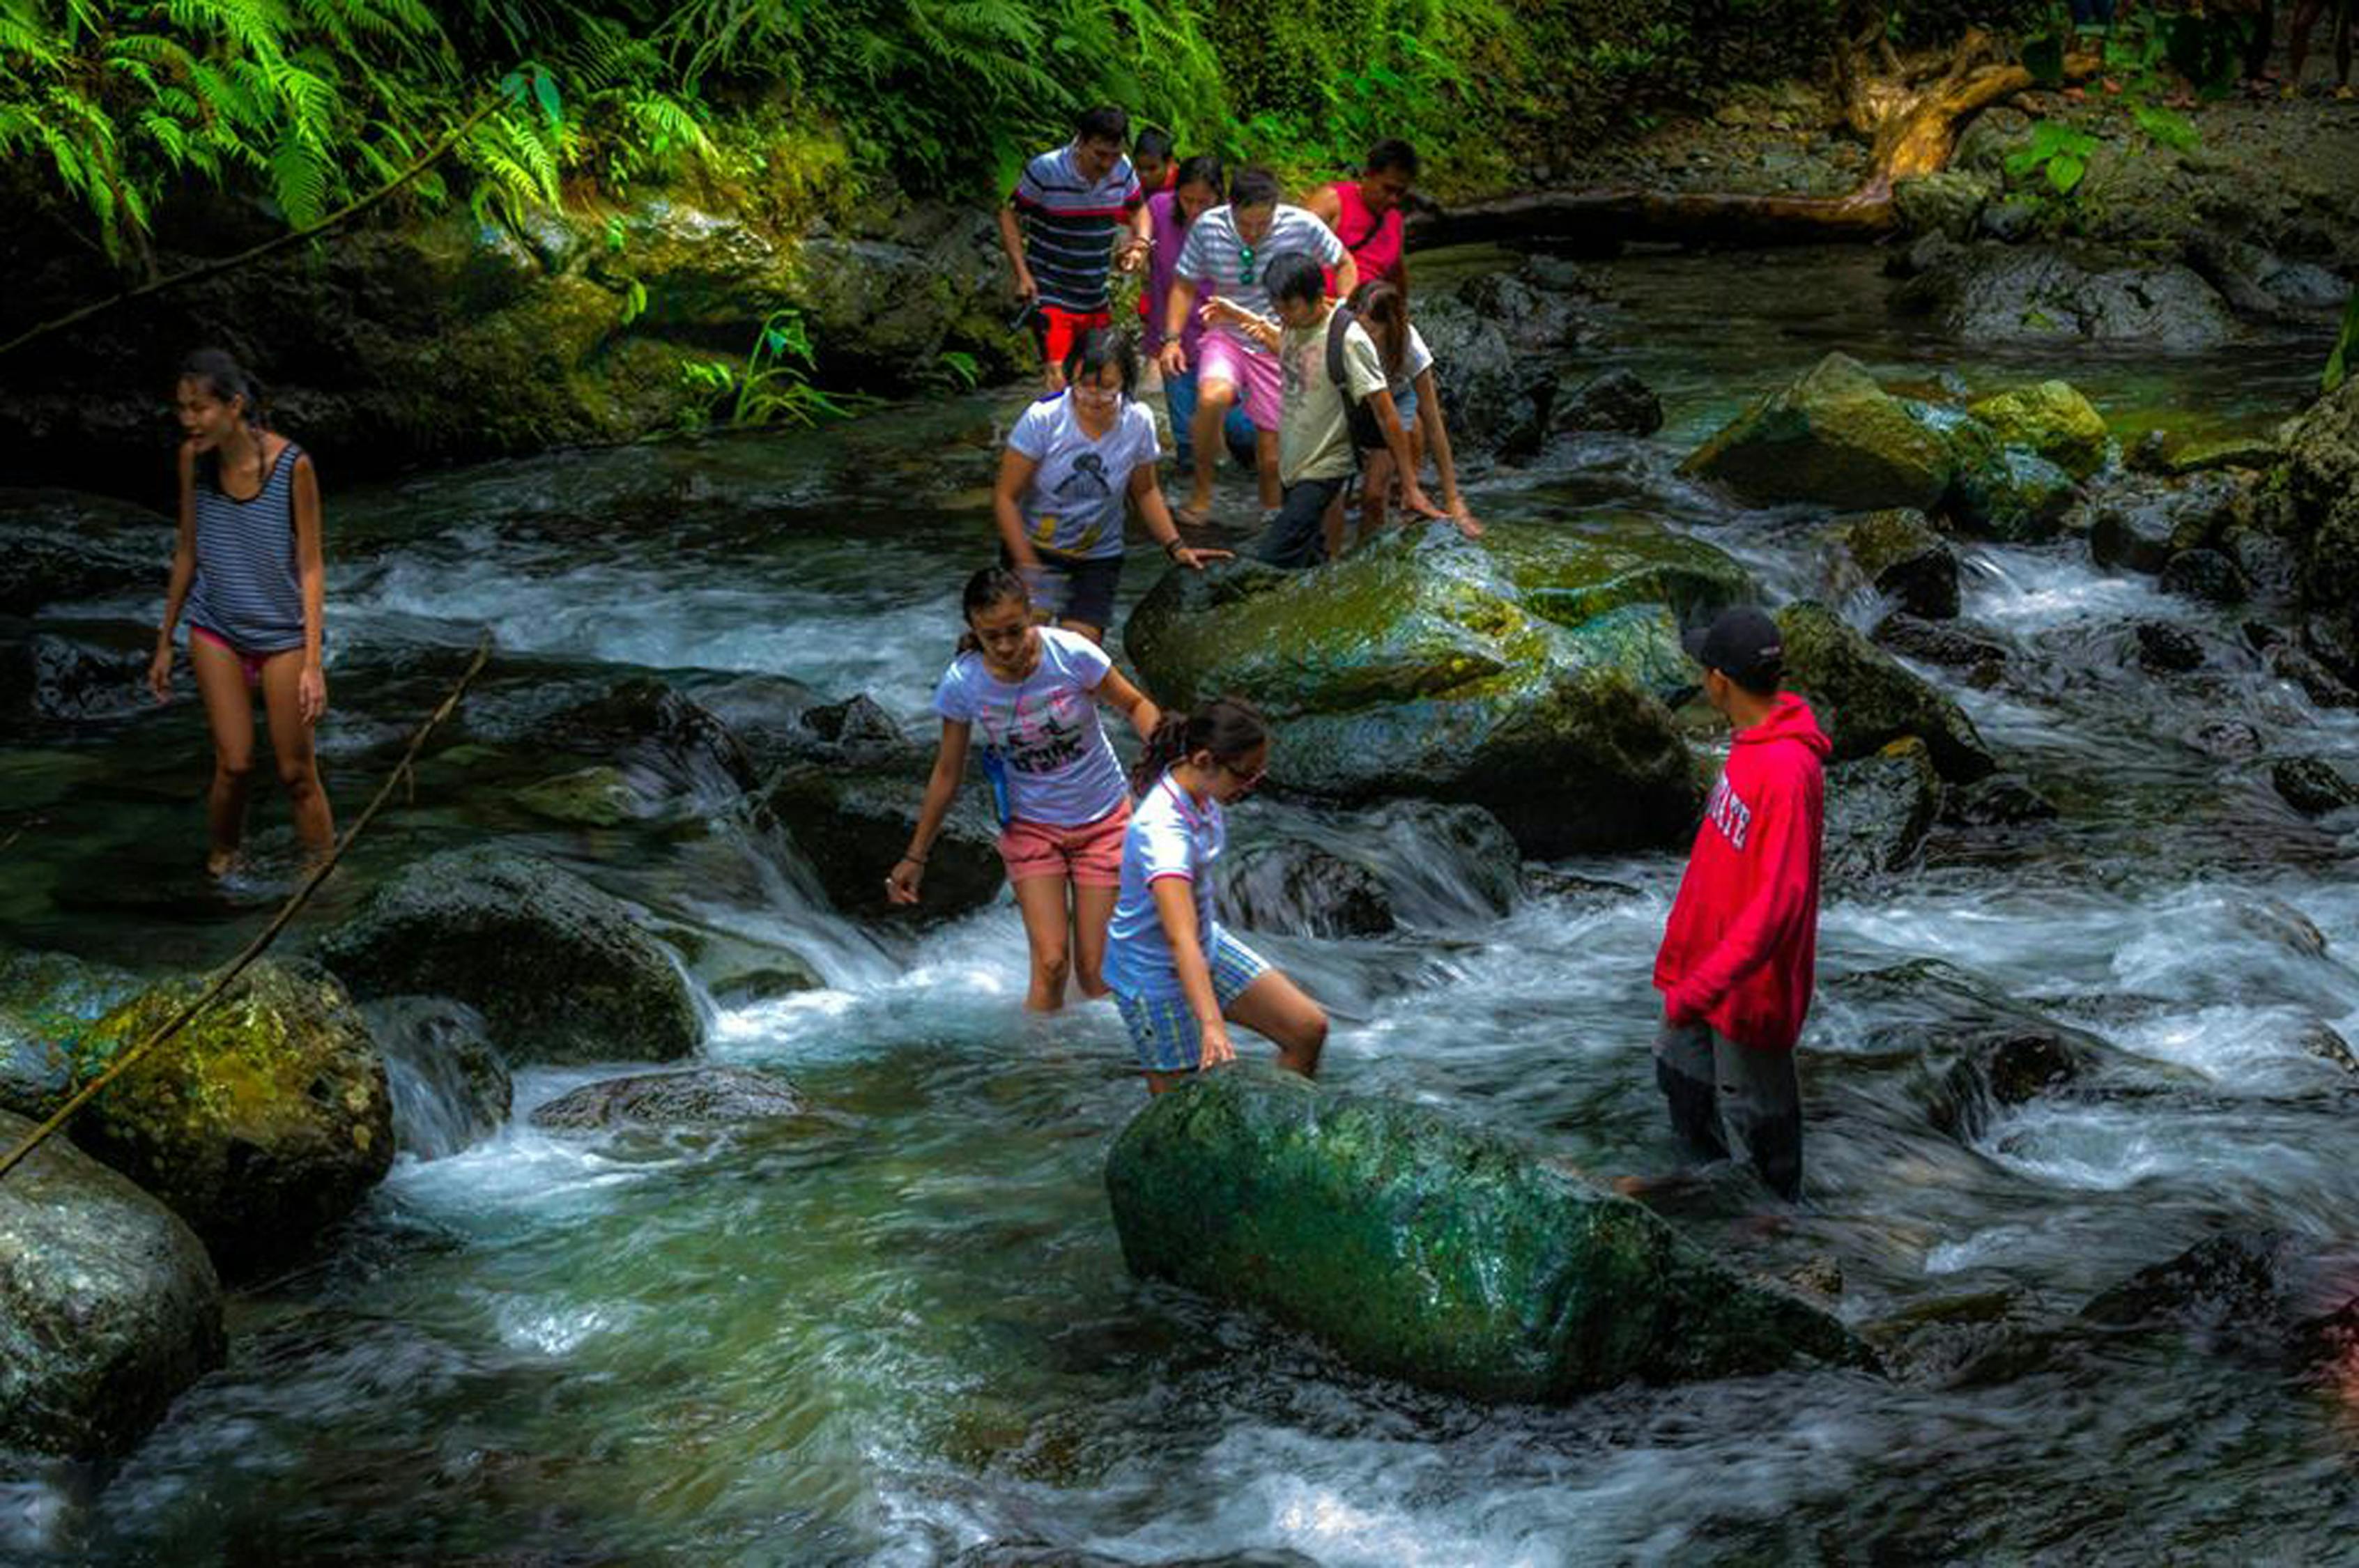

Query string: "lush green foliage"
[679, 309, 868, 432]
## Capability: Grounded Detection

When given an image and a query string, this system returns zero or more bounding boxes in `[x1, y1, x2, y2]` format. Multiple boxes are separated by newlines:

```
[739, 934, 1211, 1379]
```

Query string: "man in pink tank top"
[1303, 139, 1417, 294]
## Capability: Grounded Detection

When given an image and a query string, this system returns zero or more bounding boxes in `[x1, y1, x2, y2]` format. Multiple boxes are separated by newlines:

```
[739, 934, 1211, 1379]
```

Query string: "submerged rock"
[1125, 523, 1750, 854]
[1555, 368, 1665, 436]
[759, 760, 1004, 921]
[2158, 547, 2250, 606]
[0, 1108, 225, 1457]
[530, 1065, 805, 1130]
[316, 847, 701, 1065]
[1965, 381, 2110, 478]
[1219, 843, 1394, 938]
[541, 676, 759, 797]
[2272, 755, 2359, 816]
[1105, 1064, 1877, 1401]
[2078, 1228, 2359, 1375]
[73, 961, 394, 1277]
[360, 997, 513, 1160]
[1680, 353, 1951, 512]
[1774, 601, 1996, 781]
[1872, 614, 2011, 688]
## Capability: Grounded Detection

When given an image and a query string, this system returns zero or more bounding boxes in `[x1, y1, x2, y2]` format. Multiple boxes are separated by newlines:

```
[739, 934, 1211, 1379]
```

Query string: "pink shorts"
[1197, 326, 1282, 431]
[998, 799, 1130, 887]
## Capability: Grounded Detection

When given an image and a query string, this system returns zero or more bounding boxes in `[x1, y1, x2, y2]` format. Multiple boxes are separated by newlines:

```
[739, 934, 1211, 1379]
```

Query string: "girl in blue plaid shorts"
[1102, 697, 1328, 1094]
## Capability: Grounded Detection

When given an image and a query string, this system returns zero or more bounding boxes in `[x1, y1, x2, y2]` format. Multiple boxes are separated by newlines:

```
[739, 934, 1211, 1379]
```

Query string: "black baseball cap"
[1682, 606, 1785, 689]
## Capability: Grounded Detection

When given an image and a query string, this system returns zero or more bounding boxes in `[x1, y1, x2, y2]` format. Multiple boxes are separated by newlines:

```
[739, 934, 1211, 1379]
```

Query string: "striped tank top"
[186, 440, 307, 653]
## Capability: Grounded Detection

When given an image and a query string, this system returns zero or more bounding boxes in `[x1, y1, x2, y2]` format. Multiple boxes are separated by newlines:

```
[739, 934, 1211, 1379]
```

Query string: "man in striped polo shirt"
[998, 105, 1151, 391]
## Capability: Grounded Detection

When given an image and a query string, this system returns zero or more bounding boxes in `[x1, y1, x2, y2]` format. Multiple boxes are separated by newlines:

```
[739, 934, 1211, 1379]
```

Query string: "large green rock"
[1123, 521, 1751, 854]
[2287, 379, 2359, 668]
[0, 1108, 225, 1456]
[1966, 381, 2110, 478]
[758, 760, 1006, 923]
[1679, 353, 1951, 512]
[315, 848, 701, 1065]
[1775, 601, 1995, 781]
[72, 962, 394, 1277]
[1106, 1066, 1877, 1401]
[1, 948, 141, 1120]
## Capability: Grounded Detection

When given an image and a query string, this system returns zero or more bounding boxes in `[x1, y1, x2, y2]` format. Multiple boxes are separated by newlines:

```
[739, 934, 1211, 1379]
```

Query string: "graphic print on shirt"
[1705, 774, 1753, 851]
[981, 686, 1090, 776]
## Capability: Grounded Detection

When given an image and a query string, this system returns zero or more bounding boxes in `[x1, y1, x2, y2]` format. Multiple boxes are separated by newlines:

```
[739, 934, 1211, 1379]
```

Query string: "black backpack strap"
[1326, 307, 1383, 453]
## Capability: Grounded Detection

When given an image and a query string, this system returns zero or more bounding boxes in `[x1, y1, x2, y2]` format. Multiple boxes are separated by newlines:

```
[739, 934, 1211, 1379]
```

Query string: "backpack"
[1324, 307, 1386, 454]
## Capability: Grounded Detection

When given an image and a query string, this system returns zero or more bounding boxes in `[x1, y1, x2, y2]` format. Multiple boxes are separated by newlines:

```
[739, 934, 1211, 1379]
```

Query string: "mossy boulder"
[0, 1108, 225, 1457]
[1105, 1065, 1877, 1401]
[758, 761, 1006, 922]
[1, 948, 141, 1119]
[1826, 509, 1958, 620]
[1123, 521, 1752, 854]
[2286, 379, 2359, 670]
[316, 848, 701, 1065]
[1966, 381, 2110, 478]
[516, 764, 645, 827]
[72, 962, 394, 1277]
[1679, 353, 1951, 512]
[1775, 601, 1995, 781]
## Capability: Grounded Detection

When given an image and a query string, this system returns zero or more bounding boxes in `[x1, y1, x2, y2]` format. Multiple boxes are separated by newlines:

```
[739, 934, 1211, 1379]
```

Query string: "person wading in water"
[148, 348, 334, 877]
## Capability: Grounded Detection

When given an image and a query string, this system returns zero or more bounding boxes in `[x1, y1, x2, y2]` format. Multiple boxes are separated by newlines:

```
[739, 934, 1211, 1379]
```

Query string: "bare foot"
[205, 848, 239, 879]
[1172, 498, 1213, 528]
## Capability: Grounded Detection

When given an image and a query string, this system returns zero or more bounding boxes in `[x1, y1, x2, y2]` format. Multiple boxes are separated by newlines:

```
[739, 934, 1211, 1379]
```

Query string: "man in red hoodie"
[1652, 606, 1830, 1201]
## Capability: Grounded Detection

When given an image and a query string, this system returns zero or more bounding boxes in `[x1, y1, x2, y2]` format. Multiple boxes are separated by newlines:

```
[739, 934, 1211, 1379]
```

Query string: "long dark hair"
[955, 564, 1031, 655]
[1130, 695, 1268, 796]
[1346, 281, 1410, 380]
[178, 348, 271, 493]
[1061, 328, 1138, 399]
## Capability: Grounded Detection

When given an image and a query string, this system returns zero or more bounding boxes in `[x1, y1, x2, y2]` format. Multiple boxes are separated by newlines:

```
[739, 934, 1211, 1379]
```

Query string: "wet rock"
[1521, 868, 1643, 906]
[951, 1546, 1320, 1568]
[798, 693, 905, 753]
[1105, 1064, 1877, 1401]
[2223, 528, 2302, 606]
[656, 923, 823, 1006]
[1453, 268, 1590, 353]
[1680, 353, 1951, 512]
[72, 961, 394, 1277]
[2158, 548, 2250, 605]
[1555, 368, 1663, 436]
[514, 764, 645, 828]
[1941, 431, 2077, 545]
[0, 490, 174, 616]
[1942, 774, 2059, 827]
[1124, 523, 1751, 854]
[1966, 381, 2109, 479]
[1893, 243, 2238, 349]
[530, 1066, 805, 1130]
[1866, 1286, 2052, 1388]
[1219, 843, 1394, 938]
[2271, 755, 2359, 816]
[360, 997, 512, 1160]
[759, 760, 1004, 921]
[2187, 718, 2261, 759]
[1891, 170, 1996, 240]
[1828, 509, 1959, 620]
[2284, 380, 2359, 668]
[2132, 620, 2206, 675]
[0, 1108, 225, 1457]
[2082, 1229, 2299, 1333]
[2259, 639, 2359, 708]
[1, 949, 141, 1120]
[1774, 601, 1996, 781]
[1822, 738, 1942, 887]
[1871, 613, 2011, 688]
[2169, 435, 2282, 475]
[2085, 472, 2243, 573]
[2237, 896, 2328, 960]
[0, 617, 154, 723]
[2296, 1022, 2359, 1075]
[1414, 298, 1559, 463]
[541, 676, 758, 797]
[316, 847, 701, 1065]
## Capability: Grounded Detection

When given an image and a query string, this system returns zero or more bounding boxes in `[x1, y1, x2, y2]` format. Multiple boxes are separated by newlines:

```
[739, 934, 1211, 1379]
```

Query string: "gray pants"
[1653, 1020, 1803, 1200]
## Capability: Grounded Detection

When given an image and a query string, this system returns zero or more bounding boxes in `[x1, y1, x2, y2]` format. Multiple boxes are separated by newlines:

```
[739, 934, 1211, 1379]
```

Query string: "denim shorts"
[1112, 928, 1272, 1073]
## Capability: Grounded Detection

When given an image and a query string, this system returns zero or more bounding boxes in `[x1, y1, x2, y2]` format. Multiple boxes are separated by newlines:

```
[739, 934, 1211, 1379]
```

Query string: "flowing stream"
[7, 245, 2359, 1564]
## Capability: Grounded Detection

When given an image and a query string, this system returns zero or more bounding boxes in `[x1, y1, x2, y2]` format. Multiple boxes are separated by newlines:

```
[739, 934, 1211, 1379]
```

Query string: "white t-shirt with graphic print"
[932, 627, 1127, 827]
[1008, 392, 1161, 561]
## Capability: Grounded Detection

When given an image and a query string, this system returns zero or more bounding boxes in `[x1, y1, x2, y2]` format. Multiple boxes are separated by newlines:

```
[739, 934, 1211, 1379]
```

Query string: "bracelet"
[1164, 537, 1185, 558]
[899, 852, 928, 866]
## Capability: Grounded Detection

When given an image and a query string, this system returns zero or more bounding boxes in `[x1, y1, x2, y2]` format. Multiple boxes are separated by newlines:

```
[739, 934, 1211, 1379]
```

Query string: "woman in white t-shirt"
[1104, 697, 1328, 1093]
[994, 330, 1224, 645]
[1337, 280, 1480, 554]
[889, 566, 1165, 1011]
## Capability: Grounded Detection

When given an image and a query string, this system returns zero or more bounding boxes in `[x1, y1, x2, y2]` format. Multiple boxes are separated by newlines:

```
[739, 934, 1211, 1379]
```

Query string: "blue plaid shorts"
[1112, 928, 1272, 1073]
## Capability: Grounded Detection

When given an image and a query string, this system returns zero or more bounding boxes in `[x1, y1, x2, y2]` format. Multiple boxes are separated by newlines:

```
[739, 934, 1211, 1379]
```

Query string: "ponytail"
[955, 564, 1031, 655]
[1129, 695, 1268, 795]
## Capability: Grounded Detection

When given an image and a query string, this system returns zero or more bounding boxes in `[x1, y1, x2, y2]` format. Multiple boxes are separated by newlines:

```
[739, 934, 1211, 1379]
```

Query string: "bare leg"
[1321, 484, 1349, 562]
[1009, 873, 1076, 1011]
[1224, 968, 1328, 1077]
[2292, 0, 2324, 84]
[189, 636, 257, 875]
[1070, 881, 1117, 999]
[1184, 379, 1238, 518]
[1254, 429, 1282, 511]
[1359, 446, 1397, 543]
[259, 650, 334, 861]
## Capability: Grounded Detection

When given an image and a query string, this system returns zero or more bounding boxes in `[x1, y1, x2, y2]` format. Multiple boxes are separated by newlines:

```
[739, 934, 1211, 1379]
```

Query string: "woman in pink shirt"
[1304, 139, 1417, 293]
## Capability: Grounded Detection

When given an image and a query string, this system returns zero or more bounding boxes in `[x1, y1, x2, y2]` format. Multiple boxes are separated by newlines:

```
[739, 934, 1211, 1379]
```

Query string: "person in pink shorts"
[889, 566, 1165, 1011]
[1158, 167, 1355, 523]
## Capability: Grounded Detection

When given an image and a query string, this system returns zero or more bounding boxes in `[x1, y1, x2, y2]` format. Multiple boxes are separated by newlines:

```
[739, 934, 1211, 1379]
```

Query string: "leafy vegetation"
[678, 309, 866, 432]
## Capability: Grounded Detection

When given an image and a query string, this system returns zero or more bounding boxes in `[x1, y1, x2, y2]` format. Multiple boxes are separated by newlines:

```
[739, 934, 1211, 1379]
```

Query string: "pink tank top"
[1329, 179, 1404, 284]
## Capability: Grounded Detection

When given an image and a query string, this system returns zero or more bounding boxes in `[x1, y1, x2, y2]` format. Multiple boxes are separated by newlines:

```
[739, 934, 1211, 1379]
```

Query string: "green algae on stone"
[72, 960, 394, 1277]
[1, 948, 142, 1119]
[1826, 509, 1958, 620]
[1967, 381, 2110, 479]
[316, 847, 701, 1065]
[516, 764, 646, 828]
[1122, 522, 1748, 854]
[1776, 601, 1995, 781]
[0, 1107, 225, 1457]
[1105, 1065, 1877, 1401]
[1678, 352, 1951, 512]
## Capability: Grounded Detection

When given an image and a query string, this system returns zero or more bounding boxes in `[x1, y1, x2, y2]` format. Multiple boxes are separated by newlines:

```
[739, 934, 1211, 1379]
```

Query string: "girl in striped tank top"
[148, 349, 335, 876]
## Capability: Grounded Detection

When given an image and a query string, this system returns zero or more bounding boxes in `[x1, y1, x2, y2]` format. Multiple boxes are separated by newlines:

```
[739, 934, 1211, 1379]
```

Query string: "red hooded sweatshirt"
[1653, 693, 1830, 1053]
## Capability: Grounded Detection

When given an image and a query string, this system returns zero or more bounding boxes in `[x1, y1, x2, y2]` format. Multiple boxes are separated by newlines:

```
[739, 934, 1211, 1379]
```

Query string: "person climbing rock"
[1199, 252, 1440, 568]
[890, 565, 1163, 1012]
[1105, 697, 1327, 1093]
[1650, 606, 1829, 1201]
[991, 330, 1224, 645]
[147, 348, 335, 878]
[997, 105, 1150, 392]
[1302, 139, 1420, 295]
